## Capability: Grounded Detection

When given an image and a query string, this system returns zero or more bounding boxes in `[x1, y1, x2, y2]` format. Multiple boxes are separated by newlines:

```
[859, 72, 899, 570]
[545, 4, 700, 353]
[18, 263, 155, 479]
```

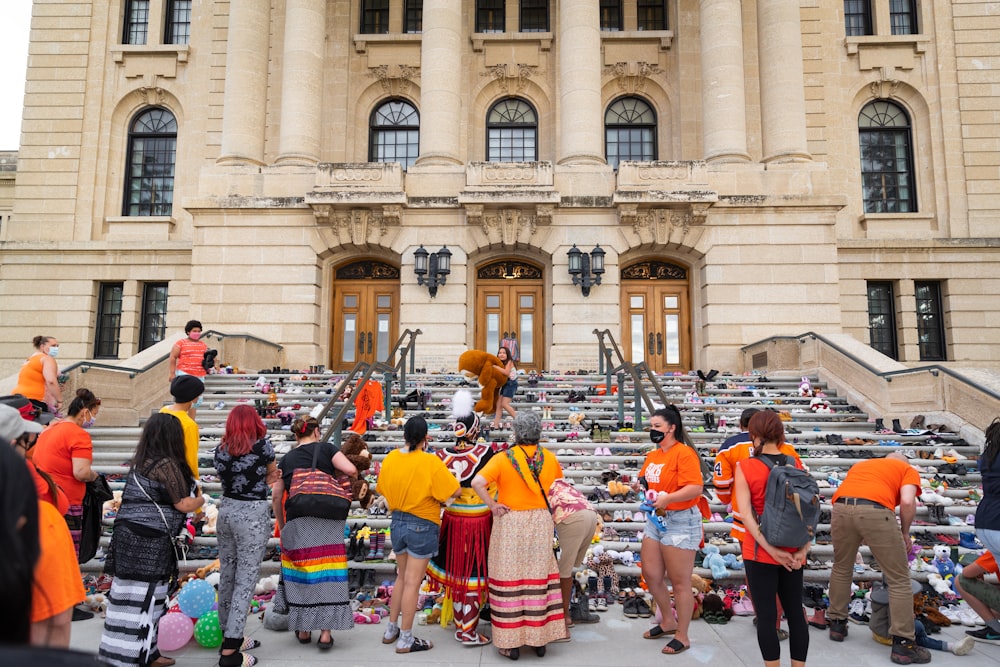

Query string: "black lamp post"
[414, 245, 452, 297]
[567, 244, 605, 297]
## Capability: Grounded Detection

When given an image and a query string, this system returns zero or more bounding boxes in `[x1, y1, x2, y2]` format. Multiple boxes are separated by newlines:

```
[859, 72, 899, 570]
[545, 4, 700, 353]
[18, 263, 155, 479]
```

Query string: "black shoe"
[71, 606, 94, 622]
[967, 626, 1000, 643]
[891, 638, 931, 664]
[828, 619, 848, 642]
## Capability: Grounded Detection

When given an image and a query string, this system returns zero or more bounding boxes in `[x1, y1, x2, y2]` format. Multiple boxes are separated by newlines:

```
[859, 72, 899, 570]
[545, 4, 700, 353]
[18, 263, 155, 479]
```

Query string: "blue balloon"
[178, 579, 216, 618]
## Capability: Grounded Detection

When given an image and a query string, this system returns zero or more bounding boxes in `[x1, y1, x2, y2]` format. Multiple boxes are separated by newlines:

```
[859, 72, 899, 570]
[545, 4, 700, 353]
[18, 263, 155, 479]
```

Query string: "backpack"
[752, 455, 820, 548]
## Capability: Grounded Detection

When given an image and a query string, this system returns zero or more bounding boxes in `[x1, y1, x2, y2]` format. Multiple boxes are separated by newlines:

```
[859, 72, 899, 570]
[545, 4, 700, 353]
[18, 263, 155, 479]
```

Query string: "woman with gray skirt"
[214, 404, 277, 667]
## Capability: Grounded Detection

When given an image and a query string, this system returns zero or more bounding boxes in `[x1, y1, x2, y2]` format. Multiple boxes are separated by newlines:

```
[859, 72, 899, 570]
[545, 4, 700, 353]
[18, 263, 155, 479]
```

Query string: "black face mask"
[649, 429, 666, 444]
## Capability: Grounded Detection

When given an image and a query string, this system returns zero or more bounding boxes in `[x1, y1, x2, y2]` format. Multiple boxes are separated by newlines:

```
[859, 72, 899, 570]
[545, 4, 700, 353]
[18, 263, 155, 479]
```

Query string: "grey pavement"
[69, 608, 1000, 666]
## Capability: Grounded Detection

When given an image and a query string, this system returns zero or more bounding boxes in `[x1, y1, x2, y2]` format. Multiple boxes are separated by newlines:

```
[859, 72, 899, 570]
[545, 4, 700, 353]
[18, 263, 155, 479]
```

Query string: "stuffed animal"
[340, 431, 374, 509]
[926, 573, 953, 596]
[567, 409, 586, 427]
[457, 350, 507, 414]
[810, 396, 832, 414]
[722, 553, 744, 570]
[799, 376, 812, 396]
[201, 501, 219, 535]
[689, 573, 712, 620]
[702, 544, 728, 579]
[196, 559, 220, 579]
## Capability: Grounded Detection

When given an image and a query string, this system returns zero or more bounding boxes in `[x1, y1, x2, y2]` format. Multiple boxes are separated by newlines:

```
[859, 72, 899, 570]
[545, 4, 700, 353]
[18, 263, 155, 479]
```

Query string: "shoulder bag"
[284, 443, 352, 521]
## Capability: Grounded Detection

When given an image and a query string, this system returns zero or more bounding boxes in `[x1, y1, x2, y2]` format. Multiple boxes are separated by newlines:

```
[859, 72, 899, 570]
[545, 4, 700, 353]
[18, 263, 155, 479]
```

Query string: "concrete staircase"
[86, 370, 983, 585]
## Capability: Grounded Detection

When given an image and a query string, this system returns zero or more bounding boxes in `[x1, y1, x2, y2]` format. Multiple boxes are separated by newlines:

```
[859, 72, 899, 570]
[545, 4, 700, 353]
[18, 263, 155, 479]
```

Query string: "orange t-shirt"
[738, 453, 808, 565]
[27, 458, 70, 515]
[639, 443, 703, 511]
[973, 551, 999, 576]
[32, 500, 86, 622]
[13, 353, 47, 402]
[832, 457, 921, 509]
[723, 442, 801, 543]
[174, 337, 208, 377]
[32, 420, 93, 506]
[477, 445, 563, 511]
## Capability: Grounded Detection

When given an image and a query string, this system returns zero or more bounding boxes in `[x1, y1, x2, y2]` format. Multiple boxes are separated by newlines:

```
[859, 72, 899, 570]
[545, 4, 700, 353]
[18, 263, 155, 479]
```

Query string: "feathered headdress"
[451, 389, 480, 442]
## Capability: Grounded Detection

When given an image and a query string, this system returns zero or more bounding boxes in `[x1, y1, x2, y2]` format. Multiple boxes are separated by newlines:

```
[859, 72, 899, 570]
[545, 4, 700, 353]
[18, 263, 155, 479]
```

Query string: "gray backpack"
[753, 455, 821, 548]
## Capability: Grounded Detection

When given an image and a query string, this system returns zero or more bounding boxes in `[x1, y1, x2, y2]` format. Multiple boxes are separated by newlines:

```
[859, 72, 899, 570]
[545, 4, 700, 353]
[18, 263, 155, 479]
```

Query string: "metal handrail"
[742, 332, 1000, 402]
[318, 329, 423, 446]
[592, 329, 669, 426]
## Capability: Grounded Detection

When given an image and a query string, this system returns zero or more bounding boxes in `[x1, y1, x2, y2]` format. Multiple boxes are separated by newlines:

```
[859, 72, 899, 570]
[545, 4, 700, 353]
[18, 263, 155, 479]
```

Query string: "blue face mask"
[48, 346, 60, 358]
[82, 409, 96, 428]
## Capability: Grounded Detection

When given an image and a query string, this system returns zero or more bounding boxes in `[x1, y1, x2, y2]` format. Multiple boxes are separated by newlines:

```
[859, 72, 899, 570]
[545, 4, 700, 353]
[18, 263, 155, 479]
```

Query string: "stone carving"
[869, 72, 900, 100]
[604, 61, 663, 94]
[621, 260, 687, 281]
[625, 204, 710, 246]
[477, 260, 543, 280]
[136, 85, 166, 105]
[335, 260, 400, 280]
[481, 63, 536, 94]
[314, 208, 389, 247]
[481, 208, 537, 247]
[369, 64, 419, 96]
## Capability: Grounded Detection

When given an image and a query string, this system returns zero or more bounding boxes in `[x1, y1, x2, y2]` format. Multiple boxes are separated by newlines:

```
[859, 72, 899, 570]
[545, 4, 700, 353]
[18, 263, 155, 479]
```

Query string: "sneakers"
[848, 598, 870, 624]
[890, 638, 932, 664]
[966, 625, 1000, 643]
[828, 618, 849, 642]
[951, 635, 975, 655]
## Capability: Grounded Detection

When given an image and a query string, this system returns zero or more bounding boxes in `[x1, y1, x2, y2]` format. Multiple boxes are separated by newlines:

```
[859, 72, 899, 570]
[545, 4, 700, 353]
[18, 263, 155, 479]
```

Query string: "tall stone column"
[700, 0, 749, 163]
[757, 0, 810, 162]
[218, 0, 270, 165]
[276, 0, 327, 164]
[415, 0, 462, 165]
[557, 0, 603, 164]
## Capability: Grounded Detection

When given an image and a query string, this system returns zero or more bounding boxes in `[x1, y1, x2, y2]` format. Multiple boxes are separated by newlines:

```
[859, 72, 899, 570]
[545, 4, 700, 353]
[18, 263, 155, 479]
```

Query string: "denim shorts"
[644, 506, 702, 551]
[390, 511, 441, 559]
[500, 379, 518, 399]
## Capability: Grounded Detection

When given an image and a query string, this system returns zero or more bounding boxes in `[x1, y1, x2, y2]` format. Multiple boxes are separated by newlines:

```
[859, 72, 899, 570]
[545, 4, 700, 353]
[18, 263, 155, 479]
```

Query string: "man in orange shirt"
[955, 551, 1000, 643]
[827, 452, 929, 664]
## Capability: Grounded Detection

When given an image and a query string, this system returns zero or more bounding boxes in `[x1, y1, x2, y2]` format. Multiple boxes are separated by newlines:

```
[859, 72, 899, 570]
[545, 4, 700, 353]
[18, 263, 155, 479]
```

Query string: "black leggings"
[744, 559, 809, 662]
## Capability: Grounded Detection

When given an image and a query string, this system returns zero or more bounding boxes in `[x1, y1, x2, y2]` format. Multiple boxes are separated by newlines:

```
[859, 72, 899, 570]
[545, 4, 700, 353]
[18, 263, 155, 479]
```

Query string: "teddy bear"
[701, 544, 728, 580]
[689, 573, 713, 620]
[340, 431, 374, 509]
[457, 350, 507, 414]
[200, 501, 219, 535]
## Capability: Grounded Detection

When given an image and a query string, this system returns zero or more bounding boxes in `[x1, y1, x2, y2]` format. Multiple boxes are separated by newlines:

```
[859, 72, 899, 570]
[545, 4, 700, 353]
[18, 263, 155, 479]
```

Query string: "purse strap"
[505, 446, 551, 513]
[131, 469, 187, 565]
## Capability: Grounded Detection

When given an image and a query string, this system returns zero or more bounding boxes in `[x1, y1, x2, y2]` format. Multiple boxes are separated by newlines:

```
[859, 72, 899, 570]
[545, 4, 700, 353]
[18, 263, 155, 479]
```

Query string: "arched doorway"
[330, 260, 400, 370]
[475, 258, 545, 371]
[621, 259, 691, 373]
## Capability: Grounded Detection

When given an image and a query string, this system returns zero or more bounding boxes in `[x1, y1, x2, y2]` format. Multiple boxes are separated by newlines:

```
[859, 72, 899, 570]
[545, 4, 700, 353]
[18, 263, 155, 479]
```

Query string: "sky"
[0, 0, 32, 150]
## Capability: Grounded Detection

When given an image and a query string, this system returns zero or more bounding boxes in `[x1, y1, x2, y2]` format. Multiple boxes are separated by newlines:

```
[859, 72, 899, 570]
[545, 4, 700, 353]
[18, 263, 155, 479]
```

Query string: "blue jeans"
[390, 511, 440, 559]
[914, 619, 945, 652]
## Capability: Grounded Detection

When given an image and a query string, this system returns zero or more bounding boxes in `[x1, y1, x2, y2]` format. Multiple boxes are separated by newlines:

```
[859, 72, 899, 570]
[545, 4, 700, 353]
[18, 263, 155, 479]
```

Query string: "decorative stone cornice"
[312, 207, 390, 247]
[369, 64, 420, 96]
[869, 71, 900, 100]
[603, 61, 663, 94]
[479, 207, 538, 247]
[481, 63, 537, 95]
[619, 203, 711, 247]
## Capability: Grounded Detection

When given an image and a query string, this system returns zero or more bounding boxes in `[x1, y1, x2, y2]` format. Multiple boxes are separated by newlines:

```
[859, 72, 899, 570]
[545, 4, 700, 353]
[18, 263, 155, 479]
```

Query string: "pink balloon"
[158, 612, 194, 652]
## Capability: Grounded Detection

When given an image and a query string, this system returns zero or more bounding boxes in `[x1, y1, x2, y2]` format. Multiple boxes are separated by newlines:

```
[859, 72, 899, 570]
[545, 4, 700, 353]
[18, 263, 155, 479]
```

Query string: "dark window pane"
[605, 97, 657, 169]
[165, 0, 192, 45]
[866, 281, 898, 359]
[123, 108, 178, 216]
[520, 0, 548, 32]
[600, 0, 623, 31]
[95, 283, 124, 359]
[637, 0, 667, 31]
[361, 0, 390, 34]
[404, 0, 423, 33]
[844, 0, 872, 36]
[477, 0, 506, 32]
[123, 0, 149, 45]
[370, 99, 420, 170]
[140, 283, 169, 351]
[890, 0, 917, 35]
[487, 98, 538, 162]
[858, 101, 915, 213]
[915, 281, 946, 361]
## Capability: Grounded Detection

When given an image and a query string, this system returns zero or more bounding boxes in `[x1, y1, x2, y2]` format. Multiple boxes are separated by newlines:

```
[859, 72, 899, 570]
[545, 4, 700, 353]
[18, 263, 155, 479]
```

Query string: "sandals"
[317, 633, 334, 650]
[661, 638, 690, 655]
[382, 627, 400, 645]
[218, 652, 256, 667]
[460, 633, 492, 647]
[498, 647, 520, 661]
[296, 632, 312, 644]
[643, 624, 677, 639]
[239, 638, 261, 652]
[395, 637, 432, 654]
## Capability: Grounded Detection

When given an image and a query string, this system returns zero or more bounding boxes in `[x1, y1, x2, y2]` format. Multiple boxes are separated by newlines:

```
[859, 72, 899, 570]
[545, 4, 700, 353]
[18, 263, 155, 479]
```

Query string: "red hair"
[221, 404, 267, 457]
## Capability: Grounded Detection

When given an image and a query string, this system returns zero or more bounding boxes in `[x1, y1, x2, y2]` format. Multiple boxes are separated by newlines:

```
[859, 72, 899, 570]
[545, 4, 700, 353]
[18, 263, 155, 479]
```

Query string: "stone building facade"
[1, 0, 998, 376]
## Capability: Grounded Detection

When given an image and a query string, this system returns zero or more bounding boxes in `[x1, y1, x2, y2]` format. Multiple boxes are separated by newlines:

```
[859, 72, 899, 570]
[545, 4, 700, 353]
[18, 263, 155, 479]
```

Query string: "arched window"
[123, 107, 177, 217]
[605, 96, 657, 169]
[858, 100, 915, 213]
[487, 98, 537, 162]
[369, 99, 420, 170]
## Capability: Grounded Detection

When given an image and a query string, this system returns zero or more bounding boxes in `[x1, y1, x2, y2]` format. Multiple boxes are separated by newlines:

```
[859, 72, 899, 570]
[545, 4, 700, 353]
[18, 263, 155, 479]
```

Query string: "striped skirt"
[98, 578, 169, 667]
[488, 508, 568, 649]
[280, 516, 353, 632]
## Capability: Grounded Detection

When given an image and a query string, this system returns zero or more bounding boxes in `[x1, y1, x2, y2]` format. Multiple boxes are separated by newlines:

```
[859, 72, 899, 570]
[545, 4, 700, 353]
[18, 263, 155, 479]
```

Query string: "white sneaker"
[952, 635, 975, 655]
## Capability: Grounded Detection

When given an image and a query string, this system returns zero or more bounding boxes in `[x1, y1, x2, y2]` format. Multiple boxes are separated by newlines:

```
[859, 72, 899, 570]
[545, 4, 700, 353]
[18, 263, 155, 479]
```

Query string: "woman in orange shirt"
[472, 411, 568, 660]
[12, 335, 63, 413]
[734, 410, 812, 667]
[638, 405, 703, 655]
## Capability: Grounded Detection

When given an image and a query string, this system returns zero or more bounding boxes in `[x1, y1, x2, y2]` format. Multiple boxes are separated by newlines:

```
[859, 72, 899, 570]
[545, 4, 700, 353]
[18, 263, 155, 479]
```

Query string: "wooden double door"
[474, 259, 545, 372]
[330, 261, 399, 370]
[621, 260, 691, 373]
